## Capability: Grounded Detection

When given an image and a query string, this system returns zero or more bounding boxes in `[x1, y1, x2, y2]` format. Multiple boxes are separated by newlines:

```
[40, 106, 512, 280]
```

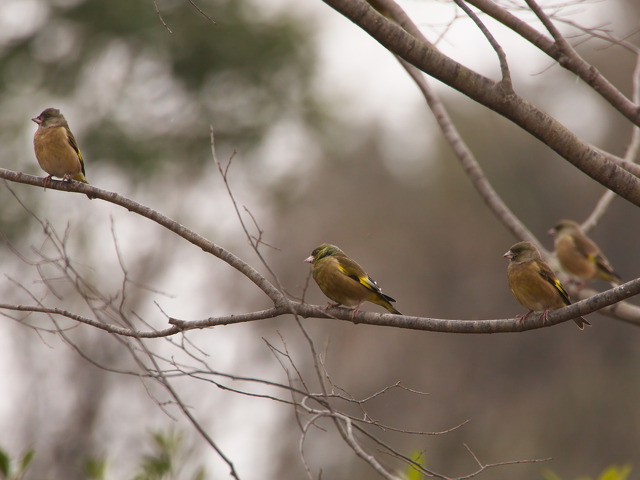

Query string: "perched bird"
[32, 108, 93, 198]
[305, 244, 401, 315]
[549, 219, 620, 285]
[504, 241, 590, 329]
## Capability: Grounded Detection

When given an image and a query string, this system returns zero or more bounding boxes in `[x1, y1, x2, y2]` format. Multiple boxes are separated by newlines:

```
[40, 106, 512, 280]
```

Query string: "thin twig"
[186, 0, 216, 25]
[453, 0, 513, 91]
[584, 47, 640, 231]
[153, 0, 173, 33]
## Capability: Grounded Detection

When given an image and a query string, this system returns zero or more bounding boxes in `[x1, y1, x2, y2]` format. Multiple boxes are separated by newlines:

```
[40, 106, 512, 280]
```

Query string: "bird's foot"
[42, 175, 53, 189]
[540, 309, 552, 326]
[515, 311, 532, 325]
[322, 302, 341, 312]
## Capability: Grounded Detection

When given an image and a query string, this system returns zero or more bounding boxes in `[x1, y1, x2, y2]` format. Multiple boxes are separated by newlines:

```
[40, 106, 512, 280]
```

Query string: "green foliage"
[85, 456, 107, 480]
[0, 447, 34, 480]
[0, 430, 205, 480]
[403, 451, 426, 480]
[0, 450, 8, 478]
[543, 464, 632, 480]
[131, 430, 206, 480]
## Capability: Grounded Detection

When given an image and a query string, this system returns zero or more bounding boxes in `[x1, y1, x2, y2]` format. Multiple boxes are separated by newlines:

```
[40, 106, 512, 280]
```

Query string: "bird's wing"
[571, 233, 601, 262]
[537, 262, 571, 306]
[336, 257, 381, 294]
[65, 127, 86, 176]
[573, 233, 618, 278]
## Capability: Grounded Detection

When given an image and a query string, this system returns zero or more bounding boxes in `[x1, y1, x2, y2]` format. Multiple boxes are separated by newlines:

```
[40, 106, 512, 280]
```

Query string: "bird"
[549, 219, 620, 286]
[32, 107, 93, 198]
[304, 244, 401, 315]
[504, 241, 590, 329]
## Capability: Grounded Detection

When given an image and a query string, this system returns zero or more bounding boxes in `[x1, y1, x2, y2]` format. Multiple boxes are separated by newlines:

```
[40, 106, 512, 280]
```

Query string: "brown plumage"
[504, 241, 590, 330]
[305, 244, 401, 315]
[32, 108, 93, 198]
[549, 220, 620, 285]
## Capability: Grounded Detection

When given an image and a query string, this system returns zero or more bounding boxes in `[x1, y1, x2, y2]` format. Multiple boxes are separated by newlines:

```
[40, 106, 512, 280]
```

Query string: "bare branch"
[0, 170, 284, 305]
[454, 443, 551, 480]
[334, 413, 399, 480]
[153, 0, 173, 33]
[524, 0, 570, 49]
[3, 274, 640, 337]
[186, 0, 217, 25]
[141, 342, 241, 479]
[320, 0, 640, 207]
[453, 0, 513, 91]
[584, 48, 640, 231]
[400, 62, 538, 246]
[465, 0, 640, 126]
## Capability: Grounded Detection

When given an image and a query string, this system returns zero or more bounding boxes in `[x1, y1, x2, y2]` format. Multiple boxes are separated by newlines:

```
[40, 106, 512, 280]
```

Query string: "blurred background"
[0, 0, 639, 479]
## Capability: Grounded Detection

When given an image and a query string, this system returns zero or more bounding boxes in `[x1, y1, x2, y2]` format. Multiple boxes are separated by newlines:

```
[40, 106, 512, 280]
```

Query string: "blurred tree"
[0, 0, 321, 182]
[0, 0, 640, 480]
[0, 1, 325, 479]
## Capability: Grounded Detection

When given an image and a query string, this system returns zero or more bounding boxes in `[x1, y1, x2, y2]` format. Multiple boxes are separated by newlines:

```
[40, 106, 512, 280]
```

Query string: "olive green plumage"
[32, 108, 93, 198]
[305, 244, 401, 315]
[549, 219, 620, 285]
[504, 241, 590, 330]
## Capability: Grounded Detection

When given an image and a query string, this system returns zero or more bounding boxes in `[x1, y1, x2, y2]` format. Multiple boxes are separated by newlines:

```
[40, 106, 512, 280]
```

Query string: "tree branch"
[5, 276, 639, 336]
[584, 47, 640, 231]
[465, 0, 640, 126]
[453, 0, 513, 91]
[321, 0, 640, 207]
[0, 170, 285, 306]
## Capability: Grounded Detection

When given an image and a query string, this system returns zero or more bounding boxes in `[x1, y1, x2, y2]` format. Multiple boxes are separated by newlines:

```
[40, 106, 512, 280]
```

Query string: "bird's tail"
[72, 173, 95, 199]
[373, 293, 402, 315]
[572, 317, 591, 330]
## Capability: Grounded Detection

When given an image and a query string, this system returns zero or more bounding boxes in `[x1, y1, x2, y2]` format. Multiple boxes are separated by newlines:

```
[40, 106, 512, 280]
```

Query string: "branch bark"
[465, 0, 640, 126]
[322, 0, 640, 207]
[0, 169, 286, 306]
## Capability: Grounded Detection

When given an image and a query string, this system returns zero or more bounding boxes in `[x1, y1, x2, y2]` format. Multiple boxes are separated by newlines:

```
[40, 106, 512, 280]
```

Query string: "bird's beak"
[547, 228, 555, 236]
[503, 250, 513, 259]
[31, 116, 41, 125]
[304, 255, 314, 263]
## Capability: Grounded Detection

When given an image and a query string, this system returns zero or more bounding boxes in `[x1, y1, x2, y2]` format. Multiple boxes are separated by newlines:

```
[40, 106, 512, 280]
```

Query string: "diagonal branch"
[0, 170, 284, 306]
[464, 0, 640, 126]
[584, 47, 640, 231]
[321, 0, 640, 207]
[453, 0, 513, 91]
[6, 275, 638, 336]
[399, 62, 538, 246]
[524, 0, 571, 50]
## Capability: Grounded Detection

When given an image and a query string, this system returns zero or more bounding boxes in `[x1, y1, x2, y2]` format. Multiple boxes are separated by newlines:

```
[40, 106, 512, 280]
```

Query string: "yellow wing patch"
[337, 264, 378, 293]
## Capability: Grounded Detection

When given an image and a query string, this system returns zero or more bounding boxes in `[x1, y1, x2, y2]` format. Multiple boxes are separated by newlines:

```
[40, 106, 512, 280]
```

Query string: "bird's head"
[548, 219, 580, 238]
[305, 244, 344, 264]
[32, 108, 65, 127]
[504, 241, 541, 264]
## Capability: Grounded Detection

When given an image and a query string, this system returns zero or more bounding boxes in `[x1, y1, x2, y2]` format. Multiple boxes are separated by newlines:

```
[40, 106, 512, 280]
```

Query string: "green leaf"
[84, 457, 107, 480]
[0, 448, 10, 477]
[598, 464, 633, 480]
[404, 450, 426, 480]
[542, 469, 564, 480]
[18, 449, 34, 474]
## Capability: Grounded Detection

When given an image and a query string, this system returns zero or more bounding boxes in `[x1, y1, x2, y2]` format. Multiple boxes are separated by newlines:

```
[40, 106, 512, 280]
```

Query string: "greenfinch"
[549, 220, 620, 285]
[504, 241, 590, 329]
[305, 244, 401, 315]
[32, 108, 93, 198]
